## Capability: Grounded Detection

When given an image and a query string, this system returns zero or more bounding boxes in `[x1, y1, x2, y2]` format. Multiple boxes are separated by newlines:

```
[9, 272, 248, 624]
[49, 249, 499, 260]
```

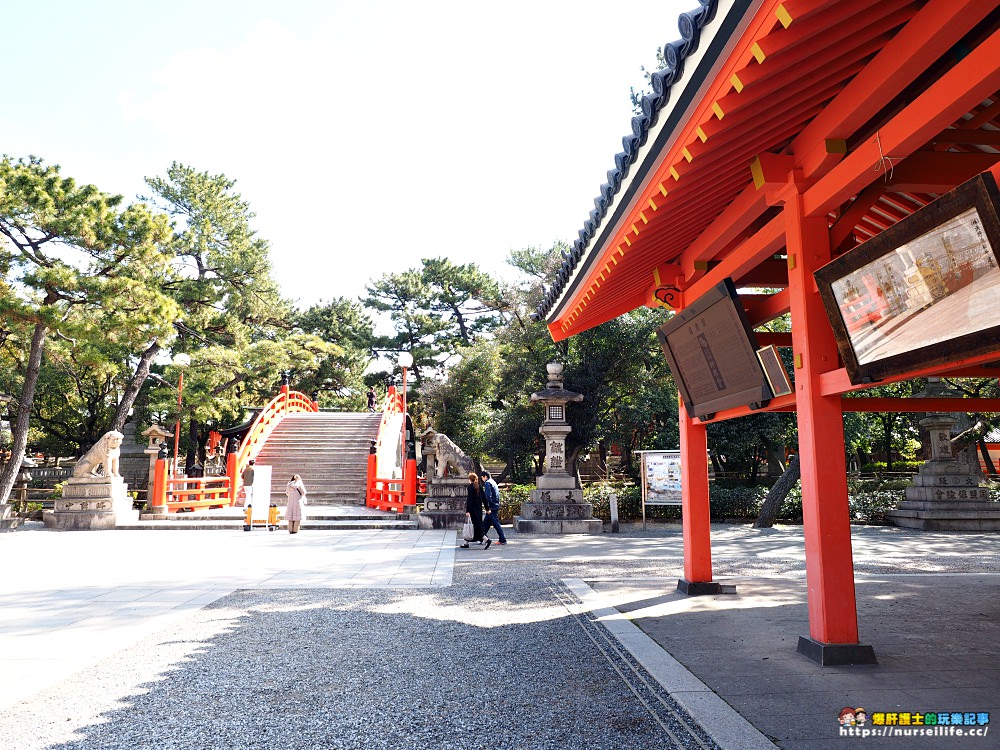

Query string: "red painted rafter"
[804, 26, 1000, 217]
[791, 0, 995, 178]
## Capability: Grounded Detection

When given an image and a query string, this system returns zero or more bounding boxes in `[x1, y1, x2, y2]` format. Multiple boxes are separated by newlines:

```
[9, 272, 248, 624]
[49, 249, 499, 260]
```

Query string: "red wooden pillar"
[365, 442, 377, 507]
[785, 186, 875, 665]
[677, 403, 724, 594]
[404, 457, 417, 508]
[151, 456, 168, 514]
[226, 451, 238, 506]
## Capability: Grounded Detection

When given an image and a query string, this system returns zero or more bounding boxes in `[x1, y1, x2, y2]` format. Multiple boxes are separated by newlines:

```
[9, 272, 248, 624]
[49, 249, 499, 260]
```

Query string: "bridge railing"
[226, 384, 318, 505]
[366, 386, 415, 512]
[165, 476, 231, 512]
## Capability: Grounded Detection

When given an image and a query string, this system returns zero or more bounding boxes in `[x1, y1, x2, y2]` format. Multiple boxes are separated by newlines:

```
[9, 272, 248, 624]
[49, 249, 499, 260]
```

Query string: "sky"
[3, 0, 692, 311]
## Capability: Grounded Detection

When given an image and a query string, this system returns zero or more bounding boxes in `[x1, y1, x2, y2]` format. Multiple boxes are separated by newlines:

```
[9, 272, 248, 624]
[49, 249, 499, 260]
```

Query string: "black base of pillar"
[797, 636, 878, 666]
[676, 579, 737, 595]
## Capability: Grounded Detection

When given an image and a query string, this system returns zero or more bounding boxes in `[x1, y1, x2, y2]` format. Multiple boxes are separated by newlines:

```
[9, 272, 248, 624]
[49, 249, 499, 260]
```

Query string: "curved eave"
[543, 0, 1000, 342]
[542, 0, 757, 340]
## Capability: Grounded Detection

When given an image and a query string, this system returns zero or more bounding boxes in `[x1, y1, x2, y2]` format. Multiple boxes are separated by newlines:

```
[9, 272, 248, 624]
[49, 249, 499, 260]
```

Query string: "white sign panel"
[643, 450, 683, 506]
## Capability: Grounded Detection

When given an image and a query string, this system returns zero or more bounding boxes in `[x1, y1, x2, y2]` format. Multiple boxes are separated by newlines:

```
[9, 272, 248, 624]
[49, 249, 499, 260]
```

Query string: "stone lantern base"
[514, 487, 602, 534]
[43, 477, 138, 530]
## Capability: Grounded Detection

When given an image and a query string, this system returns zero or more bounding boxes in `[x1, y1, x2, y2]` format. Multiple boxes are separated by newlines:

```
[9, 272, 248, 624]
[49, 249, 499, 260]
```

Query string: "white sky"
[3, 0, 691, 310]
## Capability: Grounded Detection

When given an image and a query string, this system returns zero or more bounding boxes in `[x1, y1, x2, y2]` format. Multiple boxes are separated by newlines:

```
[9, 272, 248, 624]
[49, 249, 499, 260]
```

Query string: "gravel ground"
[0, 558, 722, 750]
[3, 523, 998, 749]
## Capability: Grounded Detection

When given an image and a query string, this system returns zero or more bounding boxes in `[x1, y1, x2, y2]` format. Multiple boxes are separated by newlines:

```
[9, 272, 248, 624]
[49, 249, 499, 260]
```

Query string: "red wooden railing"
[164, 476, 231, 512]
[366, 385, 416, 512]
[226, 383, 318, 504]
[149, 383, 318, 512]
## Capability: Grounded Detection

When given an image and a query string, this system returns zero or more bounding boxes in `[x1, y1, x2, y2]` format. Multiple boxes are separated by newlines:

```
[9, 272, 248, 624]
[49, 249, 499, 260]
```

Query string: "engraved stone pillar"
[514, 363, 602, 534]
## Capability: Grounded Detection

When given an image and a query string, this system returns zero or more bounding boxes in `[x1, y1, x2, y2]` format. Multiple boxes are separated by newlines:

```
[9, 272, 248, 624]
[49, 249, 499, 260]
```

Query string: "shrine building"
[536, 0, 1000, 664]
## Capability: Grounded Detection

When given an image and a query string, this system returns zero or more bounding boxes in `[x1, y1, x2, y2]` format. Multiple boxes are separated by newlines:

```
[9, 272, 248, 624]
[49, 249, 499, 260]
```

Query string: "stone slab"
[513, 516, 602, 534]
[519, 501, 595, 520]
[416, 511, 466, 530]
[905, 487, 990, 501]
[529, 487, 584, 503]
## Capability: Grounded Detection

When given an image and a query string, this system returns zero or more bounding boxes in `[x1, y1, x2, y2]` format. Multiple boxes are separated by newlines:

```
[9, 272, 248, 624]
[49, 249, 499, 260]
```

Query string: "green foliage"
[859, 461, 923, 474]
[364, 257, 504, 387]
[0, 156, 178, 494]
[709, 484, 767, 519]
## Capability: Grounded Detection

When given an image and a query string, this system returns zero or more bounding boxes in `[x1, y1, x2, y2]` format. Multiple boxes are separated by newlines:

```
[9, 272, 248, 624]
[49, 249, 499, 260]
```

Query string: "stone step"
[118, 519, 418, 531]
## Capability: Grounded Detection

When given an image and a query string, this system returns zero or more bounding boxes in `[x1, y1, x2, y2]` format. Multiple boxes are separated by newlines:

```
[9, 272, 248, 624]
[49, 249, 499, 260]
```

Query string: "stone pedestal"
[43, 477, 138, 530]
[887, 413, 1000, 531]
[417, 477, 469, 530]
[0, 503, 22, 531]
[515, 486, 602, 534]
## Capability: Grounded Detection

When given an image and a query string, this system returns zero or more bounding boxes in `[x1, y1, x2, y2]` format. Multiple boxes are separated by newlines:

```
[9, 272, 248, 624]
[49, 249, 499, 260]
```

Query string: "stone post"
[514, 363, 602, 534]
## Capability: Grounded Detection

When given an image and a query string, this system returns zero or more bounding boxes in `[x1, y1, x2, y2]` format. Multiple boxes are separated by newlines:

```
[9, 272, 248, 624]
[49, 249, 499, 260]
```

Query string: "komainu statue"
[428, 431, 476, 478]
[72, 430, 124, 478]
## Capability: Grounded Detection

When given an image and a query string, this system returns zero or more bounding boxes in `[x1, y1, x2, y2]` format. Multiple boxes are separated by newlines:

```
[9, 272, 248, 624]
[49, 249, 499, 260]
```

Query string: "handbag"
[462, 514, 475, 541]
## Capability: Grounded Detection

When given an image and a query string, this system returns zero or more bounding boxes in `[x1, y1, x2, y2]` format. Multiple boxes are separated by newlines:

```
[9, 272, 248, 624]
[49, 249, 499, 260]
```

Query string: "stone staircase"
[253, 412, 381, 504]
[128, 505, 416, 531]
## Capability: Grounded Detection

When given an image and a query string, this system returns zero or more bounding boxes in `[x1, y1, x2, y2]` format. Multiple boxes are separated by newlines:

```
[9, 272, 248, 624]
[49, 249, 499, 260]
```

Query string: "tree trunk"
[883, 414, 893, 473]
[753, 453, 801, 528]
[110, 341, 161, 433]
[187, 417, 200, 470]
[0, 322, 48, 504]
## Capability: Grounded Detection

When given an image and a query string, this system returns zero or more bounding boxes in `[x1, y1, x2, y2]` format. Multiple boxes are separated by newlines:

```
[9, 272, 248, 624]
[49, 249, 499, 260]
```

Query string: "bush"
[708, 484, 766, 520]
[860, 461, 922, 474]
[584, 482, 657, 522]
[498, 483, 532, 523]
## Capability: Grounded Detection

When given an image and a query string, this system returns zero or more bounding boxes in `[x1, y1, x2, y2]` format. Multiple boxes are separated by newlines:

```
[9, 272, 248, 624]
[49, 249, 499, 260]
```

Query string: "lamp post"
[397, 351, 415, 506]
[171, 353, 191, 476]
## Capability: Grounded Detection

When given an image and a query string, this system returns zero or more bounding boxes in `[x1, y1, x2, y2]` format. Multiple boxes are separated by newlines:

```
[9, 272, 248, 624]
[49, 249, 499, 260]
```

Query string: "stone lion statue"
[72, 430, 124, 478]
[428, 432, 476, 478]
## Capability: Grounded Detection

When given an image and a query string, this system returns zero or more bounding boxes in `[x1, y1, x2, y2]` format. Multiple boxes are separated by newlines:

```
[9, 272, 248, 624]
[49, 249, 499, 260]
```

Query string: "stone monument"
[416, 430, 474, 530]
[44, 430, 139, 530]
[887, 412, 1000, 531]
[514, 363, 602, 534]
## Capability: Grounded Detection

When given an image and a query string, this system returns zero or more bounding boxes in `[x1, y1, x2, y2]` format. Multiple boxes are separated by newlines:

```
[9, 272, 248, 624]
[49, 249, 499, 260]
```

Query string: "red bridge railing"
[226, 383, 318, 504]
[149, 382, 318, 512]
[366, 385, 416, 512]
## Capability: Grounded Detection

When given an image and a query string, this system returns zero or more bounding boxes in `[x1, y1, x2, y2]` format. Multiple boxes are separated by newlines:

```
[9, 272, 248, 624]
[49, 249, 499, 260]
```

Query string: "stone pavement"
[0, 522, 998, 749]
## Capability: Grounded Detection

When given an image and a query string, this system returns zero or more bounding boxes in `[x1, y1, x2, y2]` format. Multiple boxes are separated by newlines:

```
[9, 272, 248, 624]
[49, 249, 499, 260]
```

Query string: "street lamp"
[171, 353, 191, 476]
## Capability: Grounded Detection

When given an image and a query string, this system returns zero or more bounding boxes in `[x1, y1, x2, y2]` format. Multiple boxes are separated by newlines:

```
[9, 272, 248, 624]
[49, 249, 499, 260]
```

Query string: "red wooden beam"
[746, 288, 790, 328]
[841, 398, 1000, 412]
[804, 26, 1000, 217]
[694, 393, 798, 424]
[684, 213, 786, 303]
[755, 331, 793, 348]
[792, 0, 994, 178]
[820, 351, 1000, 396]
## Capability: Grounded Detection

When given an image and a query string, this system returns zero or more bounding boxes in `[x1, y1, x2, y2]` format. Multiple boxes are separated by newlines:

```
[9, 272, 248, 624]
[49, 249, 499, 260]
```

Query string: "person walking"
[242, 459, 255, 507]
[367, 386, 377, 412]
[460, 472, 488, 549]
[480, 470, 507, 545]
[285, 474, 307, 534]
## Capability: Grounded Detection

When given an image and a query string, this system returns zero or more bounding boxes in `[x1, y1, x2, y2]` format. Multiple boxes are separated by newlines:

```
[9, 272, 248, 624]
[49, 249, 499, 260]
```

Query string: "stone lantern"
[142, 424, 174, 505]
[514, 363, 602, 534]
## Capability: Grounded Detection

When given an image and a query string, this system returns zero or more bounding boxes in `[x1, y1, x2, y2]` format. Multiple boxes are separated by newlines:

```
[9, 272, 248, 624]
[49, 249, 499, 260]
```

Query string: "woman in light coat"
[285, 474, 307, 534]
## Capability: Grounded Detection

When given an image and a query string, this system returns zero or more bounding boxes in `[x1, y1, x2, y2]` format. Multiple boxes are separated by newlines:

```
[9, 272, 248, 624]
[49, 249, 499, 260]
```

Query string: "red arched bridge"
[148, 381, 417, 514]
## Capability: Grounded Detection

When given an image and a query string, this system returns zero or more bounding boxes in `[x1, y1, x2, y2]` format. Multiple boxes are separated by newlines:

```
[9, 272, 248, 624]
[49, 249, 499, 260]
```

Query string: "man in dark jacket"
[480, 470, 507, 545]
[242, 459, 256, 506]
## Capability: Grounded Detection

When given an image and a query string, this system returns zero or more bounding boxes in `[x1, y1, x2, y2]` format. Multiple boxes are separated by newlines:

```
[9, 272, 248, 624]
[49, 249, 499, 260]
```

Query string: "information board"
[641, 450, 683, 506]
